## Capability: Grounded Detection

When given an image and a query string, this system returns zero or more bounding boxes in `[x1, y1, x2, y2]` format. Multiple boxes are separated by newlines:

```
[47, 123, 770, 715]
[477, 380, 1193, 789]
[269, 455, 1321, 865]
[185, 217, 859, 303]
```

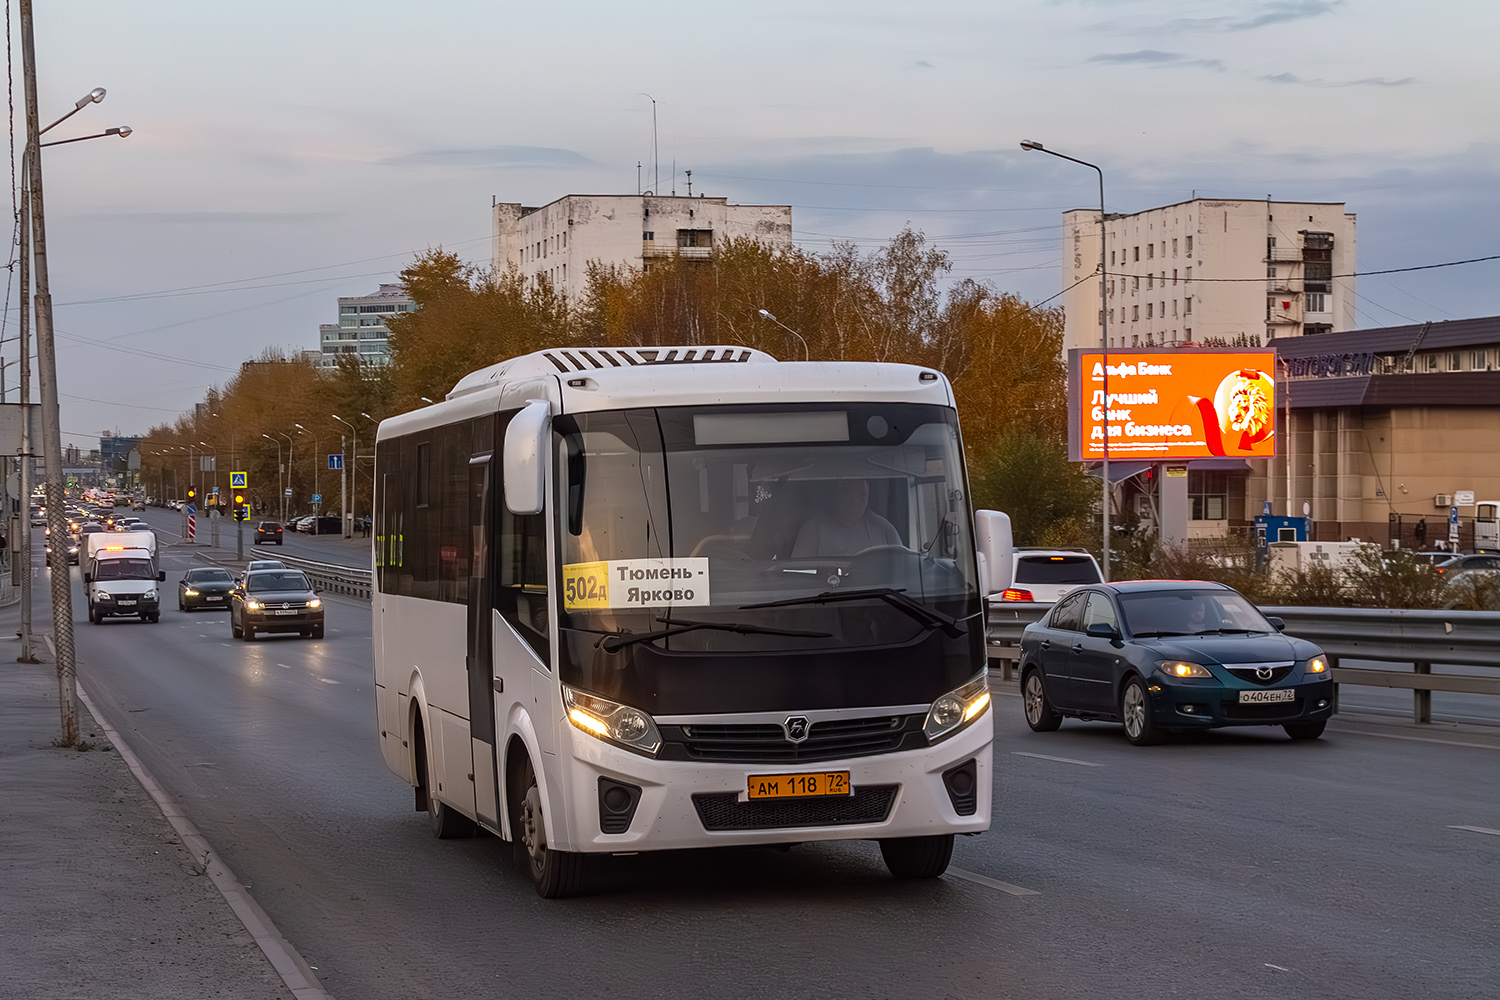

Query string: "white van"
[83, 530, 164, 624]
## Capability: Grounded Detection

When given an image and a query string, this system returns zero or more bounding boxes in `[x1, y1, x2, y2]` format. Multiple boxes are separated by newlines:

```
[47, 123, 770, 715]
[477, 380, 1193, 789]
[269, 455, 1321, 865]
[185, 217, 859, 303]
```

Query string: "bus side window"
[498, 507, 549, 663]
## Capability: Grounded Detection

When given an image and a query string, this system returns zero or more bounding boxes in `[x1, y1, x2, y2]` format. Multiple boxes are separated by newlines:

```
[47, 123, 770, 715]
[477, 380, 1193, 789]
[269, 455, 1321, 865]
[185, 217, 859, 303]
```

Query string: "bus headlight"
[563, 684, 662, 757]
[924, 672, 991, 743]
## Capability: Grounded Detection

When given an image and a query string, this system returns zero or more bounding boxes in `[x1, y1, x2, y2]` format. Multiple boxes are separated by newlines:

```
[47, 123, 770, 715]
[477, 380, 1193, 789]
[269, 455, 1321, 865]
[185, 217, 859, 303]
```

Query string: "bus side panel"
[492, 611, 547, 838]
[373, 592, 409, 781]
[381, 594, 473, 806]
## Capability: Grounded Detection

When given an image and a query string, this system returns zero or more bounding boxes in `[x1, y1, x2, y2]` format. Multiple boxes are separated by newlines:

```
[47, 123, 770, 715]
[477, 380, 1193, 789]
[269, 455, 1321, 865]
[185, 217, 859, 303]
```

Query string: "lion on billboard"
[1190, 368, 1275, 455]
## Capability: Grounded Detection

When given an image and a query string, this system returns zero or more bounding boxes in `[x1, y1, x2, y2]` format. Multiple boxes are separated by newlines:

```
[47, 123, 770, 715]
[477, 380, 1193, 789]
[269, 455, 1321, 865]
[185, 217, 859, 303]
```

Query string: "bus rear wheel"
[879, 834, 954, 879]
[513, 758, 586, 898]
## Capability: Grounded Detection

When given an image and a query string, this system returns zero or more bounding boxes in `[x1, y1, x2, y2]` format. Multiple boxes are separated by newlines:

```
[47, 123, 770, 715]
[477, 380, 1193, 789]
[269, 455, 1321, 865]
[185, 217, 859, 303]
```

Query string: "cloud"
[913, 59, 935, 69]
[1091, 1, 1343, 35]
[70, 211, 336, 225]
[1089, 50, 1225, 70]
[1261, 72, 1416, 88]
[380, 145, 594, 168]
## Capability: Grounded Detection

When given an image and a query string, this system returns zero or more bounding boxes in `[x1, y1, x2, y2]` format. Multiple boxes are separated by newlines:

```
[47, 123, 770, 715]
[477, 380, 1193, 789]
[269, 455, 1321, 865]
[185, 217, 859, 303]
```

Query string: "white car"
[988, 549, 1103, 606]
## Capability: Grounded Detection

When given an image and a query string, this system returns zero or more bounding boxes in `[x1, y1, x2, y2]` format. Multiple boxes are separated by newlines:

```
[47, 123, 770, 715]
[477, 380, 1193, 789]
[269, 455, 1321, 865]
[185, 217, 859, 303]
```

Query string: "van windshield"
[93, 559, 155, 581]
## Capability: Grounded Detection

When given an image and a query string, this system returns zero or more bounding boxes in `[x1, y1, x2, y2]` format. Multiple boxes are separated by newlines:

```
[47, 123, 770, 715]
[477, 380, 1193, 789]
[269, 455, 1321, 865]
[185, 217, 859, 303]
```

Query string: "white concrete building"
[491, 194, 793, 299]
[1059, 198, 1357, 354]
[317, 283, 416, 368]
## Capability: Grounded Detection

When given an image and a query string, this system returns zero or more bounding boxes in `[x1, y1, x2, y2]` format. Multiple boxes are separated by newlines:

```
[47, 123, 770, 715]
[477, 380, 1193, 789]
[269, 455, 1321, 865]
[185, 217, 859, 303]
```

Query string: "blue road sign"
[230, 472, 247, 489]
[184, 504, 197, 515]
[311, 493, 322, 504]
[328, 454, 344, 470]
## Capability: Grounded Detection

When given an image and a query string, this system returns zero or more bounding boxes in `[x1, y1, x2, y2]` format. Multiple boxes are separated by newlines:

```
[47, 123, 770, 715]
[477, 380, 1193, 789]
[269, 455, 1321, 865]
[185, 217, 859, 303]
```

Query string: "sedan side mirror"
[314, 585, 323, 594]
[1265, 615, 1286, 632]
[1085, 622, 1119, 640]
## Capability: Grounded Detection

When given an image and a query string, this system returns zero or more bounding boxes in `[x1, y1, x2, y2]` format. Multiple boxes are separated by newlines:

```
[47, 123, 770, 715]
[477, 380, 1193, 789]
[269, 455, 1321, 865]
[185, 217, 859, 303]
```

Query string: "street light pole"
[333, 414, 355, 538]
[277, 431, 294, 522]
[1021, 139, 1111, 580]
[756, 309, 810, 360]
[19, 0, 79, 742]
[262, 434, 282, 520]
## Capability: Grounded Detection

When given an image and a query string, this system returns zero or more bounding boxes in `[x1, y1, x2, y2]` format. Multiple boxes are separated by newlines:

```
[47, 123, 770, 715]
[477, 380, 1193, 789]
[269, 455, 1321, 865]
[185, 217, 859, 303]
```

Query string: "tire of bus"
[414, 714, 475, 840]
[879, 834, 955, 879]
[512, 756, 586, 898]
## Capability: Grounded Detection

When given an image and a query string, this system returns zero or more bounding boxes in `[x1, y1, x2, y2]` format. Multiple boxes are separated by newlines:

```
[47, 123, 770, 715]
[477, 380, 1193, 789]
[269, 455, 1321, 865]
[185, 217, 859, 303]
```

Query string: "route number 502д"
[562, 561, 611, 611]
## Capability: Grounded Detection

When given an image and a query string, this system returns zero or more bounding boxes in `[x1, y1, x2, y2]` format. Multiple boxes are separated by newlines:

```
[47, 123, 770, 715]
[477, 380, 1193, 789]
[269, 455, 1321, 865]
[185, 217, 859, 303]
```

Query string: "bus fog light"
[564, 684, 663, 757]
[924, 673, 990, 743]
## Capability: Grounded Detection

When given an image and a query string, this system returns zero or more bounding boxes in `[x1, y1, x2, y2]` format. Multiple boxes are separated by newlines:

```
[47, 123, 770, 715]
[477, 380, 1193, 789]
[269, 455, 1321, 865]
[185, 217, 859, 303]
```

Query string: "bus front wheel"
[879, 834, 954, 879]
[513, 758, 587, 898]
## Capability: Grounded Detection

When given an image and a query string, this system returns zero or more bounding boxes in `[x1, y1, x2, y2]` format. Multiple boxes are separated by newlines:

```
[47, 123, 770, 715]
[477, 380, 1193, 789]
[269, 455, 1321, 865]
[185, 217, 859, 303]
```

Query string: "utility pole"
[339, 434, 347, 538]
[17, 158, 37, 663]
[20, 0, 79, 742]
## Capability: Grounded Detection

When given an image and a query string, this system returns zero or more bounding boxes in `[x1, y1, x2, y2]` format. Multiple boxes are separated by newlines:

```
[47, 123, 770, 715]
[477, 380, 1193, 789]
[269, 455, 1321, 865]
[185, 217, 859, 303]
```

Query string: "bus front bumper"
[550, 708, 994, 854]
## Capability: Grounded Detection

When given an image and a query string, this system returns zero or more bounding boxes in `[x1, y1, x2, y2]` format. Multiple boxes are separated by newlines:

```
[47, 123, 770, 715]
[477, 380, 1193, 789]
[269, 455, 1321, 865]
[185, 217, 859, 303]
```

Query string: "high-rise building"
[1059, 198, 1357, 355]
[316, 284, 416, 368]
[491, 194, 793, 300]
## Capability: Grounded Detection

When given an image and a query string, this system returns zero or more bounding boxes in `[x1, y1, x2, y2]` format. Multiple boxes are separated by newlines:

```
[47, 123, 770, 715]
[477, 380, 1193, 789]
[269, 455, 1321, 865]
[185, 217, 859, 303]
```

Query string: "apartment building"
[1060, 198, 1357, 355]
[491, 193, 793, 299]
[316, 284, 416, 368]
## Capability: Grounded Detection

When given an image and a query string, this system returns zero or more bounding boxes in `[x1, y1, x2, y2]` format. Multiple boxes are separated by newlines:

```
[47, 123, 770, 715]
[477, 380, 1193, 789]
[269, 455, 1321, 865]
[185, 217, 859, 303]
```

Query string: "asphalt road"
[39, 530, 1500, 999]
[131, 506, 372, 569]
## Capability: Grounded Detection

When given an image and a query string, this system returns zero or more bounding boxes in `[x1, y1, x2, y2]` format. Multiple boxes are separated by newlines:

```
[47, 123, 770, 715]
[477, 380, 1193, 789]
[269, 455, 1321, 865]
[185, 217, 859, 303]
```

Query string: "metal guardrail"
[276, 553, 372, 600]
[986, 602, 1500, 723]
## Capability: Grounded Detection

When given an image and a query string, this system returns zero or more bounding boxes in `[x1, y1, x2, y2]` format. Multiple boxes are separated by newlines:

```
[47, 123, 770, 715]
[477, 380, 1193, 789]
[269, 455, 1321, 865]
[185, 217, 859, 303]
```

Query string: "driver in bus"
[791, 478, 903, 557]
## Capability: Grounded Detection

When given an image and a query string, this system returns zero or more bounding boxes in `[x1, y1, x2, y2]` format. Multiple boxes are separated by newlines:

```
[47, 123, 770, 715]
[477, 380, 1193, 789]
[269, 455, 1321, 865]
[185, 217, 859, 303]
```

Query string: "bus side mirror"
[973, 510, 1013, 598]
[504, 398, 552, 516]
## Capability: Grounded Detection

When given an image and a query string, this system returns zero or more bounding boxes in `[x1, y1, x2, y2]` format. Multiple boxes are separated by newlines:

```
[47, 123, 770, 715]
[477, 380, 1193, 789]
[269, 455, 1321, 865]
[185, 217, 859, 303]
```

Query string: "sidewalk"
[0, 646, 293, 998]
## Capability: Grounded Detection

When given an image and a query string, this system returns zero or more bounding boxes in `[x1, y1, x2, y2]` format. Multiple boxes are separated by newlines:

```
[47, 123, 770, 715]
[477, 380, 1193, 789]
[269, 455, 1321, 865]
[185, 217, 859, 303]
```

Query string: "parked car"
[230, 568, 324, 640]
[253, 521, 284, 546]
[990, 549, 1104, 606]
[290, 515, 315, 533]
[1018, 580, 1334, 745]
[1434, 554, 1500, 578]
[178, 567, 235, 611]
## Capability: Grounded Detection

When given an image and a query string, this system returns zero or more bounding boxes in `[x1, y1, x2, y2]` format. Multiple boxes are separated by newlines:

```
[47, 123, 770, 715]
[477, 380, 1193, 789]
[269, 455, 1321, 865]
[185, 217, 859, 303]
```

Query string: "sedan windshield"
[247, 571, 311, 592]
[1118, 589, 1273, 636]
[188, 569, 233, 584]
[554, 402, 979, 653]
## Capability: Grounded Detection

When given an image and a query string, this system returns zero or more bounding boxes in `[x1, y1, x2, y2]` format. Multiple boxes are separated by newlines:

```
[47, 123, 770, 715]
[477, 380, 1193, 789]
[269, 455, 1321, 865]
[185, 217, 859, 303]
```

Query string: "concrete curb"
[60, 641, 335, 1000]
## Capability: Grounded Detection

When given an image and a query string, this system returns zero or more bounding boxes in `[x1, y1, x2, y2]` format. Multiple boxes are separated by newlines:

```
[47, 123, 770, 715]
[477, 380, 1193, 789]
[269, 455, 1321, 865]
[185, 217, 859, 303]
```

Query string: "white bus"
[373, 346, 1002, 896]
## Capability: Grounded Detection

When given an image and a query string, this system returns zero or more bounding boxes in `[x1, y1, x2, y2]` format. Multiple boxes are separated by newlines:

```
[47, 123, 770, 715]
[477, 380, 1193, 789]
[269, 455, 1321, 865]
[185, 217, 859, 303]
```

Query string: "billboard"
[1068, 348, 1277, 462]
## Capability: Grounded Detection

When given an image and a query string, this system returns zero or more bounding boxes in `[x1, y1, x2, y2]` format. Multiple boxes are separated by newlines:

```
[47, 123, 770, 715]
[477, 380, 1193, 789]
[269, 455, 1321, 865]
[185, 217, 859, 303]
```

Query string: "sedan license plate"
[747, 771, 850, 800]
[206, 596, 223, 602]
[1239, 688, 1295, 704]
[272, 609, 298, 616]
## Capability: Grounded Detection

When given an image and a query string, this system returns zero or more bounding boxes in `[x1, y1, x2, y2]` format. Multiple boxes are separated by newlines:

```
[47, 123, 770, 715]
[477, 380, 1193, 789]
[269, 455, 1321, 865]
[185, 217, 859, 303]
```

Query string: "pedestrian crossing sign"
[230, 471, 247, 488]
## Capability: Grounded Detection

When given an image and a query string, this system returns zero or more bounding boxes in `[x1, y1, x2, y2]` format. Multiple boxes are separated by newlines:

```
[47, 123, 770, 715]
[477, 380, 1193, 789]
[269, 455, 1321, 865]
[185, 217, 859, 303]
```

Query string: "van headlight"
[143, 591, 157, 601]
[924, 672, 991, 743]
[94, 591, 110, 602]
[563, 684, 662, 757]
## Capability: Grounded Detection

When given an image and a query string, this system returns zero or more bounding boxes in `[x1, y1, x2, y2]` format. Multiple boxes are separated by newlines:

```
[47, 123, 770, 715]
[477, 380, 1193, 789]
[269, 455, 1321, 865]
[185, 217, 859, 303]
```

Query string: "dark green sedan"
[178, 567, 235, 611]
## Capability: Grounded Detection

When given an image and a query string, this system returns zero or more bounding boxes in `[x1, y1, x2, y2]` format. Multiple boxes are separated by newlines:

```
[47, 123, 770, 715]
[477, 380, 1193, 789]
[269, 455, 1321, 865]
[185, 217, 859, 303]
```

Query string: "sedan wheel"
[1022, 669, 1062, 732]
[1121, 676, 1163, 746]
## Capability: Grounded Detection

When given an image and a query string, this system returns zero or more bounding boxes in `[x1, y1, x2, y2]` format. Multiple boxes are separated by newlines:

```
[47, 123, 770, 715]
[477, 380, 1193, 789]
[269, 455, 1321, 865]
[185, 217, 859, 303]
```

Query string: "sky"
[9, 0, 1500, 447]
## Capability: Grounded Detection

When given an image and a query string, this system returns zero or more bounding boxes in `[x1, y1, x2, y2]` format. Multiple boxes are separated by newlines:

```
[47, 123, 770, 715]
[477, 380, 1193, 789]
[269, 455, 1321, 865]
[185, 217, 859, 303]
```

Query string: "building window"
[1306, 292, 1327, 313]
[1147, 302, 1153, 319]
[1172, 269, 1178, 285]
[677, 229, 713, 247]
[1190, 471, 1228, 521]
[1132, 276, 1139, 293]
[1185, 236, 1193, 255]
[1133, 246, 1140, 262]
[1147, 274, 1154, 290]
[1184, 297, 1192, 315]
[643, 231, 654, 241]
[1160, 301, 1165, 318]
[1147, 243, 1154, 259]
[1172, 300, 1178, 317]
[1184, 328, 1192, 342]
[1132, 305, 1139, 321]
[1110, 250, 1116, 265]
[1098, 309, 1104, 326]
[1425, 355, 1439, 372]
[1132, 334, 1140, 347]
[1450, 352, 1463, 371]
[1474, 350, 1489, 370]
[1172, 238, 1178, 257]
[1185, 267, 1192, 282]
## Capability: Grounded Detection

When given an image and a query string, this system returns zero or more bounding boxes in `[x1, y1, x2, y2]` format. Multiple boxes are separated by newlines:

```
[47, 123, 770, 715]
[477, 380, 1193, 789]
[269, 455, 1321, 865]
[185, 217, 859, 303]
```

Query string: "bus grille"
[691, 785, 898, 831]
[660, 714, 925, 764]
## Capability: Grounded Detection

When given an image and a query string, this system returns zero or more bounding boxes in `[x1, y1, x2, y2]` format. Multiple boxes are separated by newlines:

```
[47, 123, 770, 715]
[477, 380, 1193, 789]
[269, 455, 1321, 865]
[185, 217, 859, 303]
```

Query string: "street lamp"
[756, 309, 809, 361]
[420, 396, 434, 404]
[261, 434, 282, 519]
[40, 125, 131, 148]
[1020, 139, 1112, 580]
[275, 431, 294, 522]
[332, 414, 355, 538]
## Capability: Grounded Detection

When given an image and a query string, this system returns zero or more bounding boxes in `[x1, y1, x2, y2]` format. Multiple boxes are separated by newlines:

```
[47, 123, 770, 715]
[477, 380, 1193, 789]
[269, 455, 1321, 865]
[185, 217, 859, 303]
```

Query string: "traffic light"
[235, 493, 244, 506]
[187, 489, 195, 500]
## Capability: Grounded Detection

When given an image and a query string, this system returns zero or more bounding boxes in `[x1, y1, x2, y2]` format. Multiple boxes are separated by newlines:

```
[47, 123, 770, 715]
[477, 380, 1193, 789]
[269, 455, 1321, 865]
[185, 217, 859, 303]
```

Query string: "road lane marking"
[947, 867, 1040, 896]
[277, 663, 292, 669]
[1265, 964, 1290, 973]
[1332, 729, 1500, 752]
[1448, 825, 1500, 837]
[317, 678, 340, 684]
[1012, 751, 1104, 767]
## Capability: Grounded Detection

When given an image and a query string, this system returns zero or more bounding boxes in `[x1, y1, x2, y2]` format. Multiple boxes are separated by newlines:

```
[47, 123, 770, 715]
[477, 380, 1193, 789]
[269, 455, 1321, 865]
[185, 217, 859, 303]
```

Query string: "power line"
[1102, 253, 1500, 283]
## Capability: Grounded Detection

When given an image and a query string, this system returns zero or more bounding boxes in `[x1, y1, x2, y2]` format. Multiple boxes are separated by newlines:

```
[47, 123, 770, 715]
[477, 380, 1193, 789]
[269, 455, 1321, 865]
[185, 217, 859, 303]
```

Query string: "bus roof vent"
[448, 345, 777, 399]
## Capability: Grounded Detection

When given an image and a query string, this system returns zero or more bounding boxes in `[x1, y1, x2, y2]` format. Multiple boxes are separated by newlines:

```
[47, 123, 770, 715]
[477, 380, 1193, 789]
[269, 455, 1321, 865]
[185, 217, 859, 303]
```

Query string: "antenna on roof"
[640, 93, 658, 197]
[686, 170, 692, 197]
[671, 156, 676, 196]
[637, 160, 641, 196]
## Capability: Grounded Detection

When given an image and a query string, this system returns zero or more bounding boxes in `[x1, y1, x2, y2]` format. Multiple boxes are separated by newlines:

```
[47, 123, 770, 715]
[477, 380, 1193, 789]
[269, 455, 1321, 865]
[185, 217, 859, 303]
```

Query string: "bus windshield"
[554, 402, 979, 657]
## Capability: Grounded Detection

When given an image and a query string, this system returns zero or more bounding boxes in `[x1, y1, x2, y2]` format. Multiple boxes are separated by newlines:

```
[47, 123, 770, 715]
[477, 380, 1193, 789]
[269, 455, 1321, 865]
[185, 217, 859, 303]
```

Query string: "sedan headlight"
[245, 599, 263, 611]
[924, 672, 991, 743]
[307, 598, 321, 608]
[1159, 660, 1213, 679]
[183, 588, 199, 596]
[563, 684, 662, 757]
[1306, 656, 1328, 674]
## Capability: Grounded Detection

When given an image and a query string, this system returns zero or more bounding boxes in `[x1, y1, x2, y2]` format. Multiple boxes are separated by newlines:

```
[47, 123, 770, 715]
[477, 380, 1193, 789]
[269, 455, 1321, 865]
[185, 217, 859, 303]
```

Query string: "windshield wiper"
[740, 587, 967, 638]
[1132, 630, 1189, 638]
[598, 618, 833, 653]
[1191, 627, 1257, 635]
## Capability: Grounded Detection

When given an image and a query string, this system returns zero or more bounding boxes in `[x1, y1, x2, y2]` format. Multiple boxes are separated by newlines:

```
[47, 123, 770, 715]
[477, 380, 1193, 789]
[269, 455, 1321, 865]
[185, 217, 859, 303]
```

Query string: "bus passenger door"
[467, 458, 501, 827]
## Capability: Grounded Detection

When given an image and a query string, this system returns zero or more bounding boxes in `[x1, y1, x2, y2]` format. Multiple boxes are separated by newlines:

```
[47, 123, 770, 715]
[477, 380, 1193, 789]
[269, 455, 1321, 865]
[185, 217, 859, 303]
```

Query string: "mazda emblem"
[1256, 665, 1273, 681]
[783, 716, 811, 743]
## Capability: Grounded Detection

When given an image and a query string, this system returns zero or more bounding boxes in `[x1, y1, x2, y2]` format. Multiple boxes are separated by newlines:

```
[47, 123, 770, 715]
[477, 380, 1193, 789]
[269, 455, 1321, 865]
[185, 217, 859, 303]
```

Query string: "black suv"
[254, 521, 284, 545]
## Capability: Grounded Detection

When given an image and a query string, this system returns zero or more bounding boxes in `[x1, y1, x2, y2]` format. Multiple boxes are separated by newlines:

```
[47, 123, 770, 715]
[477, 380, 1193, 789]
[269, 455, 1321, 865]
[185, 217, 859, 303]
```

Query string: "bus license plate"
[747, 771, 850, 800]
[1239, 689, 1295, 704]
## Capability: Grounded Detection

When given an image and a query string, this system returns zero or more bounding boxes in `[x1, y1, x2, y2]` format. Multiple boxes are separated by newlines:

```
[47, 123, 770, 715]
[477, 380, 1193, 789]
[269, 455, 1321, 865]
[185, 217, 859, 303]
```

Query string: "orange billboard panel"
[1068, 349, 1277, 461]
